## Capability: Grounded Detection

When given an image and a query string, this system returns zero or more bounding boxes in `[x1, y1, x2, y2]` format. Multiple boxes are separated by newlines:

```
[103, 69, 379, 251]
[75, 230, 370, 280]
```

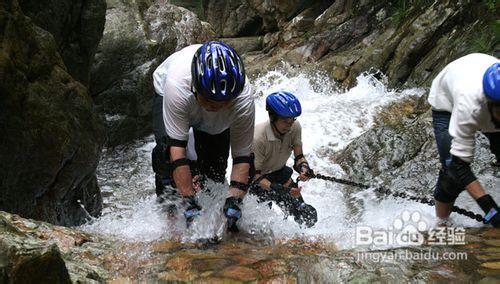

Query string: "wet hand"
[289, 186, 301, 197]
[299, 171, 309, 181]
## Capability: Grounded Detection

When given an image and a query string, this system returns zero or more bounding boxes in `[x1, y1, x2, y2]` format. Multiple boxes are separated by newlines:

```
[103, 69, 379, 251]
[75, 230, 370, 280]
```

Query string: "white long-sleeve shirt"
[428, 53, 499, 162]
[153, 44, 255, 157]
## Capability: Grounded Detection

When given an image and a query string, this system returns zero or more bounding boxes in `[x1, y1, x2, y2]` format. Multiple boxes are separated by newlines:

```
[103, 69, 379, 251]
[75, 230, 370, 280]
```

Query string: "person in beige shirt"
[251, 91, 317, 227]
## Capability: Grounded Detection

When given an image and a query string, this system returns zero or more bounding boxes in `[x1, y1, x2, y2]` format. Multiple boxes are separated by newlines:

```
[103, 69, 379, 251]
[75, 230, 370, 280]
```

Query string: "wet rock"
[202, 0, 334, 37]
[385, 2, 459, 86]
[242, 0, 496, 89]
[204, 0, 263, 37]
[0, 0, 105, 226]
[221, 36, 263, 55]
[481, 261, 500, 269]
[333, 100, 433, 185]
[191, 257, 234, 272]
[479, 277, 500, 284]
[258, 276, 297, 284]
[253, 259, 289, 278]
[18, 0, 106, 86]
[0, 211, 113, 282]
[332, 94, 498, 199]
[219, 265, 260, 281]
[1, 242, 71, 283]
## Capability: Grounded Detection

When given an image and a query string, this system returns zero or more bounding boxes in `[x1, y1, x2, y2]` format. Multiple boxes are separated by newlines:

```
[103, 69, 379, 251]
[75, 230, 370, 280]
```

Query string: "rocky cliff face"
[90, 0, 215, 146]
[18, 0, 107, 86]
[202, 0, 497, 89]
[0, 0, 105, 226]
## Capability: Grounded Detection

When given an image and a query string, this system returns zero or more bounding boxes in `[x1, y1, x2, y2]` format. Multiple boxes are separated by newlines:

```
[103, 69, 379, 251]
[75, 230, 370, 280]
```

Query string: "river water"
[81, 70, 491, 251]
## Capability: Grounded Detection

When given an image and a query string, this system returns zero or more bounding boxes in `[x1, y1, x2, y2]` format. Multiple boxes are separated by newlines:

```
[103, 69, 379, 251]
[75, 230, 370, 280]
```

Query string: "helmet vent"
[220, 79, 227, 92]
[207, 54, 213, 69]
[218, 57, 225, 72]
[211, 81, 216, 93]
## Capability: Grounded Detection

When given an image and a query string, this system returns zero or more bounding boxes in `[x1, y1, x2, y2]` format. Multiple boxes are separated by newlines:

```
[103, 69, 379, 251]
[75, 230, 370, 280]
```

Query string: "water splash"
[81, 69, 490, 250]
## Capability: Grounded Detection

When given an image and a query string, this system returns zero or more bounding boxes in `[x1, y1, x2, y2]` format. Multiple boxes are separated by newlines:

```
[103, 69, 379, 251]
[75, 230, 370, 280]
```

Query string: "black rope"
[308, 173, 486, 224]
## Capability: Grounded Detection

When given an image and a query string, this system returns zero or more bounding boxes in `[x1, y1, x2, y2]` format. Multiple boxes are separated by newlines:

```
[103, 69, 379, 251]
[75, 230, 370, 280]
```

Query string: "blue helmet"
[266, 91, 302, 118]
[191, 41, 246, 101]
[484, 62, 500, 102]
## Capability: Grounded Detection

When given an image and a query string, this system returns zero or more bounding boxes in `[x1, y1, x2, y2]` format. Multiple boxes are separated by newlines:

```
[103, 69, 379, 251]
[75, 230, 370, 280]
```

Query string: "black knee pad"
[152, 145, 170, 177]
[434, 168, 464, 203]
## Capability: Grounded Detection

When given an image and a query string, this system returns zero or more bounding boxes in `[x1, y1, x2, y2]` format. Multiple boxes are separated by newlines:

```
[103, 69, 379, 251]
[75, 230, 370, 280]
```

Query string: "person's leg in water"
[251, 166, 317, 227]
[151, 94, 180, 217]
[151, 94, 172, 198]
[193, 128, 230, 184]
[432, 110, 464, 219]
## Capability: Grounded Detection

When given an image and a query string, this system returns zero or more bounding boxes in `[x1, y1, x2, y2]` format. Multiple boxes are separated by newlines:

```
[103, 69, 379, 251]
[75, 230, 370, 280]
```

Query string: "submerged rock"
[0, 0, 105, 226]
[1, 211, 498, 282]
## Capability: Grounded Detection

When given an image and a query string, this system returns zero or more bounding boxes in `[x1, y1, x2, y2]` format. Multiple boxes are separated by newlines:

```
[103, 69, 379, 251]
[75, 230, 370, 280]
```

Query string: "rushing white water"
[81, 69, 494, 249]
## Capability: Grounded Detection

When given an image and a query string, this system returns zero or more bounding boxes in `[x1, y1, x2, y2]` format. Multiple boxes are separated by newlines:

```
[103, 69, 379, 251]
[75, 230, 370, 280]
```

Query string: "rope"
[309, 173, 486, 224]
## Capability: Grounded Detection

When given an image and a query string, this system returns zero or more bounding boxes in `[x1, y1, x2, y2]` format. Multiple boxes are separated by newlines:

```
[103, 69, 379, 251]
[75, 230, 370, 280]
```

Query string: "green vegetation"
[484, 0, 497, 12]
[469, 33, 495, 54]
[465, 20, 498, 55]
[391, 0, 409, 25]
[390, 0, 433, 26]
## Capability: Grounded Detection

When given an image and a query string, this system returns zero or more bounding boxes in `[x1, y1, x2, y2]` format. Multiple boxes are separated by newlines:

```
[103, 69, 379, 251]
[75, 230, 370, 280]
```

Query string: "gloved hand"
[477, 194, 500, 228]
[299, 163, 314, 181]
[183, 196, 201, 227]
[223, 197, 242, 232]
[291, 201, 318, 228]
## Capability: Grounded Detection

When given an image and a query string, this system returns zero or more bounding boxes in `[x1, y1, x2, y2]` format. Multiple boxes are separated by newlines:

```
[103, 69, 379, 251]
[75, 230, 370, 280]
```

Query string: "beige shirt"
[253, 120, 302, 174]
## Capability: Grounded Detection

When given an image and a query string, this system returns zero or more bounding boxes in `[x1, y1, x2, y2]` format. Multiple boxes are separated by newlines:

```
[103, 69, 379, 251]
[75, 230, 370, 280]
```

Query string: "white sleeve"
[449, 96, 479, 163]
[162, 81, 190, 142]
[230, 96, 255, 157]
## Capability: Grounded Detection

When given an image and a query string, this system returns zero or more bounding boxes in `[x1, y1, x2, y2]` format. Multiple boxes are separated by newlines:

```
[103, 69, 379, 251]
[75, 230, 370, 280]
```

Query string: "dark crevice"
[35, 147, 78, 203]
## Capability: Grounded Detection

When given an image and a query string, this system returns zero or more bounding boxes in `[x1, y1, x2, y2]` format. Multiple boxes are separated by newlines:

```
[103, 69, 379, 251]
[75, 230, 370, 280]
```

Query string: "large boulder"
[91, 0, 215, 146]
[0, 0, 105, 226]
[0, 211, 115, 282]
[18, 0, 107, 86]
[333, 96, 499, 195]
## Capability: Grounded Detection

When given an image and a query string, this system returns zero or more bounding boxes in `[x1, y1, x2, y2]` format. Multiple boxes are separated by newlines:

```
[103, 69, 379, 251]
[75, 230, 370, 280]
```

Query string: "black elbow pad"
[448, 155, 477, 188]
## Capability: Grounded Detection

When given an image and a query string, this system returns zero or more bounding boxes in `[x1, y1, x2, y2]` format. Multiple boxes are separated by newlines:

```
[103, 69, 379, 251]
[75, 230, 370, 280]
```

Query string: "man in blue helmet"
[151, 41, 255, 231]
[250, 91, 318, 228]
[428, 53, 500, 227]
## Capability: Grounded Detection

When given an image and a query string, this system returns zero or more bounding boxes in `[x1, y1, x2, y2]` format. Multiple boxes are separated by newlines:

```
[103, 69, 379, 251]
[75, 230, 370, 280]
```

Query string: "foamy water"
[81, 70, 492, 249]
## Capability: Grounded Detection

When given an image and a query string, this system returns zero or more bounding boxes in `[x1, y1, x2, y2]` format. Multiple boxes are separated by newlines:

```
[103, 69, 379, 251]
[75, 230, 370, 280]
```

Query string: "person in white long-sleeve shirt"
[428, 53, 500, 227]
[151, 42, 255, 232]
